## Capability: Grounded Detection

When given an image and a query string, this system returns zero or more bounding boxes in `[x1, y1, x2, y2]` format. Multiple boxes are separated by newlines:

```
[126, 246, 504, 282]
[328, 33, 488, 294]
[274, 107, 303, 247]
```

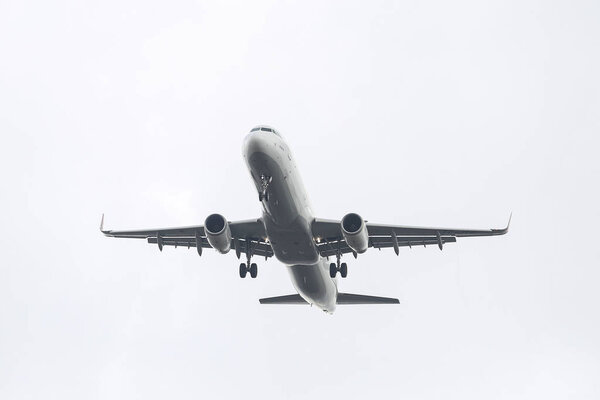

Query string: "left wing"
[101, 215, 273, 258]
[311, 214, 510, 257]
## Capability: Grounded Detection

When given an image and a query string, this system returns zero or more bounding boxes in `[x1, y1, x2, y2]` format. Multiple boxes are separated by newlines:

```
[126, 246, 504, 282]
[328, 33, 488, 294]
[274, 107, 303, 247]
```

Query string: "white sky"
[1, 0, 599, 398]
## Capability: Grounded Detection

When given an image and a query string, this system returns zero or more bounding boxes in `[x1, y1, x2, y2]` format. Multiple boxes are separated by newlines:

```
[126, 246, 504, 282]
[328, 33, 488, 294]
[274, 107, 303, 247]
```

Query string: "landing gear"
[239, 243, 258, 279]
[258, 192, 269, 202]
[340, 262, 348, 278]
[239, 262, 258, 278]
[258, 174, 272, 202]
[329, 254, 348, 278]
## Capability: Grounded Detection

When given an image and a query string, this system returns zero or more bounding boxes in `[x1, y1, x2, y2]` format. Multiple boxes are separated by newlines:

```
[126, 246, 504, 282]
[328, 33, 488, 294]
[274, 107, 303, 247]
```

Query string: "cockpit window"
[250, 126, 281, 137]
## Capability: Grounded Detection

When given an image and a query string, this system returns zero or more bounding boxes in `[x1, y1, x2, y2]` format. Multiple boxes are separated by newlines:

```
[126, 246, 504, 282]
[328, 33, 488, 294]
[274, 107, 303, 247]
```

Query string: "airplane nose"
[243, 131, 269, 158]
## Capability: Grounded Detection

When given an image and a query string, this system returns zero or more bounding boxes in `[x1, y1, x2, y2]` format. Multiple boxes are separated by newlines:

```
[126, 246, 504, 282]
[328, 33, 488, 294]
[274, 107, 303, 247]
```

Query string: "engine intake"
[341, 213, 369, 254]
[204, 213, 231, 254]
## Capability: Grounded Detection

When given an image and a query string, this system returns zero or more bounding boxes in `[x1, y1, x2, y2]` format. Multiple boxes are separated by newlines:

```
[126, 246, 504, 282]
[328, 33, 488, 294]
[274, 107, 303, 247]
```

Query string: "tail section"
[259, 293, 399, 305]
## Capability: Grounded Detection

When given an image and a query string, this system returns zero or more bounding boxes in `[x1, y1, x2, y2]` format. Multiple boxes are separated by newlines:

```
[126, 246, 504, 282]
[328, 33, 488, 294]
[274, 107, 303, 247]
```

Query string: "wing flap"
[146, 237, 274, 257]
[147, 237, 211, 248]
[370, 235, 457, 249]
[316, 236, 457, 257]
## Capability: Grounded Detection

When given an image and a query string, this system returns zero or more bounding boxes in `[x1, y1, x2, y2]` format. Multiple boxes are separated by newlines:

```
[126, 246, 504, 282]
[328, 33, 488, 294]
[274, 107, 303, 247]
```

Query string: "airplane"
[101, 125, 510, 313]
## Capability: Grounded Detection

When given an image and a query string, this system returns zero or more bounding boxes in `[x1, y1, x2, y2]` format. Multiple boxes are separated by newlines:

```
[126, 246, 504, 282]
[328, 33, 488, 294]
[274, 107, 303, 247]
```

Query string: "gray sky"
[1, 0, 599, 398]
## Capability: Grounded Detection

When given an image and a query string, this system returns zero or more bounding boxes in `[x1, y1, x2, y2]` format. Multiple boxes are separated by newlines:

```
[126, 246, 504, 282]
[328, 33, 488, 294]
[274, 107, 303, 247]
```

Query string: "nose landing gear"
[258, 175, 272, 202]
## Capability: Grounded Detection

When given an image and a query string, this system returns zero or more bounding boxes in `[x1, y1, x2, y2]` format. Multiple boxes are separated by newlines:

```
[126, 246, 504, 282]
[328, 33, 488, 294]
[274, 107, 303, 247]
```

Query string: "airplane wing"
[311, 214, 511, 258]
[100, 215, 273, 259]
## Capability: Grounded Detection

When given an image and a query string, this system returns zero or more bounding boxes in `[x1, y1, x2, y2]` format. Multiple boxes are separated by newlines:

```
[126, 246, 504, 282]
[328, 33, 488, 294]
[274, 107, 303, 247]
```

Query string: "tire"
[340, 262, 348, 278]
[329, 263, 337, 278]
[239, 263, 247, 278]
[250, 263, 258, 278]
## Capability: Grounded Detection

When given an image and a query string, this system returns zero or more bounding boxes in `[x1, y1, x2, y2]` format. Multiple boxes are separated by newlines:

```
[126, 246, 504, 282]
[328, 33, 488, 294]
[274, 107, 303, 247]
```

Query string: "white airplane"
[102, 126, 510, 313]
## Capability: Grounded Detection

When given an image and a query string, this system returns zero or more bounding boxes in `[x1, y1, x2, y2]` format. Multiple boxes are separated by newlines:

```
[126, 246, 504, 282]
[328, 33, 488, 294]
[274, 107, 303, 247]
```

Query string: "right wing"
[312, 214, 510, 257]
[100, 215, 273, 259]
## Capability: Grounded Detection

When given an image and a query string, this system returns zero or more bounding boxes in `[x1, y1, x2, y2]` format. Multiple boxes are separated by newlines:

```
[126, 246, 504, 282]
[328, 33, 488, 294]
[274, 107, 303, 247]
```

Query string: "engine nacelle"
[341, 213, 369, 254]
[204, 213, 231, 254]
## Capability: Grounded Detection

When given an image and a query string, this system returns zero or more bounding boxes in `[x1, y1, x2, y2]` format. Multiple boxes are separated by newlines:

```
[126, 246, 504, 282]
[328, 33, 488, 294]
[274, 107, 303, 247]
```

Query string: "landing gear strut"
[239, 240, 258, 278]
[258, 174, 272, 202]
[329, 252, 348, 278]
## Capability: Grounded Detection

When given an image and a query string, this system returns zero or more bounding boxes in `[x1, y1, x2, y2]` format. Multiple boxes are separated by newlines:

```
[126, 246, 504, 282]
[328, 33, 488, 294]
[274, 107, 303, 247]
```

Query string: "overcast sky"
[1, 0, 599, 399]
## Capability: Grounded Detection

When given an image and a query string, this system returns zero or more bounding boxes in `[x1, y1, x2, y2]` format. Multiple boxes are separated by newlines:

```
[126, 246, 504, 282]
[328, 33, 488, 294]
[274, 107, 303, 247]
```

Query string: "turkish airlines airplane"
[102, 126, 509, 313]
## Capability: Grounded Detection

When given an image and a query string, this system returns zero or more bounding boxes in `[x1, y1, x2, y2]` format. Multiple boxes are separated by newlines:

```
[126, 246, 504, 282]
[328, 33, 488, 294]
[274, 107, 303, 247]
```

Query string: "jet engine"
[341, 213, 369, 254]
[204, 213, 231, 254]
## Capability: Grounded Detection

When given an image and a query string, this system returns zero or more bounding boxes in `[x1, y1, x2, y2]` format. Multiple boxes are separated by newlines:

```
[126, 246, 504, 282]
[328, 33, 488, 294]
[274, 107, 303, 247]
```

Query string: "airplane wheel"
[329, 263, 337, 278]
[250, 263, 258, 278]
[259, 192, 269, 202]
[340, 263, 348, 278]
[239, 263, 247, 278]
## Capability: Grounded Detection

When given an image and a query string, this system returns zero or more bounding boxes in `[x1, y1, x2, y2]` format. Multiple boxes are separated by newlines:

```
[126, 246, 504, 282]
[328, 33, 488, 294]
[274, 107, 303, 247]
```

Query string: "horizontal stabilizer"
[259, 293, 399, 305]
[337, 293, 399, 304]
[259, 294, 307, 304]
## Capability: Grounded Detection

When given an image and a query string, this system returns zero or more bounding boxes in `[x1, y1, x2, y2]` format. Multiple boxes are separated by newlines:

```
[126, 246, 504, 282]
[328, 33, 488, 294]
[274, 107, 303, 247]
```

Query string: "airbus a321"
[102, 126, 509, 313]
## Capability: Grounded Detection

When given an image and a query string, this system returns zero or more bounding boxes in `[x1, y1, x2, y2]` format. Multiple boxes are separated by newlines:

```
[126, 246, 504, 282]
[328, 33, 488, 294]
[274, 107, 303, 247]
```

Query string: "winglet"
[100, 214, 109, 234]
[493, 212, 512, 235]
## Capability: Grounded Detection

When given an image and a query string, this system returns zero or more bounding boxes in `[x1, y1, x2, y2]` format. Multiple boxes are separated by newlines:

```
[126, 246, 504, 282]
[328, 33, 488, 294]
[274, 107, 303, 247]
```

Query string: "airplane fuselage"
[243, 129, 337, 312]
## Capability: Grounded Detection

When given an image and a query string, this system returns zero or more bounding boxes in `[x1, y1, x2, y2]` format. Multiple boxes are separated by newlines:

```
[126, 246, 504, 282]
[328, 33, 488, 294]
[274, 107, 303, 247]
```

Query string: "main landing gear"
[239, 241, 258, 278]
[239, 262, 258, 278]
[258, 174, 272, 202]
[329, 253, 348, 278]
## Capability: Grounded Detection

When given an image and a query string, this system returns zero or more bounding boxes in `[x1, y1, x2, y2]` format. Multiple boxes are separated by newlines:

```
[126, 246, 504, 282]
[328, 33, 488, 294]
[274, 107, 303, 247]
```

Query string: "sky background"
[1, 0, 599, 398]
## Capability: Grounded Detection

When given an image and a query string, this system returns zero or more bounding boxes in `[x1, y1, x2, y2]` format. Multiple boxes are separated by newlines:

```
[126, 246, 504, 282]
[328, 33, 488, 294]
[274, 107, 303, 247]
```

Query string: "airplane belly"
[263, 214, 319, 264]
[246, 143, 319, 264]
[287, 259, 336, 313]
